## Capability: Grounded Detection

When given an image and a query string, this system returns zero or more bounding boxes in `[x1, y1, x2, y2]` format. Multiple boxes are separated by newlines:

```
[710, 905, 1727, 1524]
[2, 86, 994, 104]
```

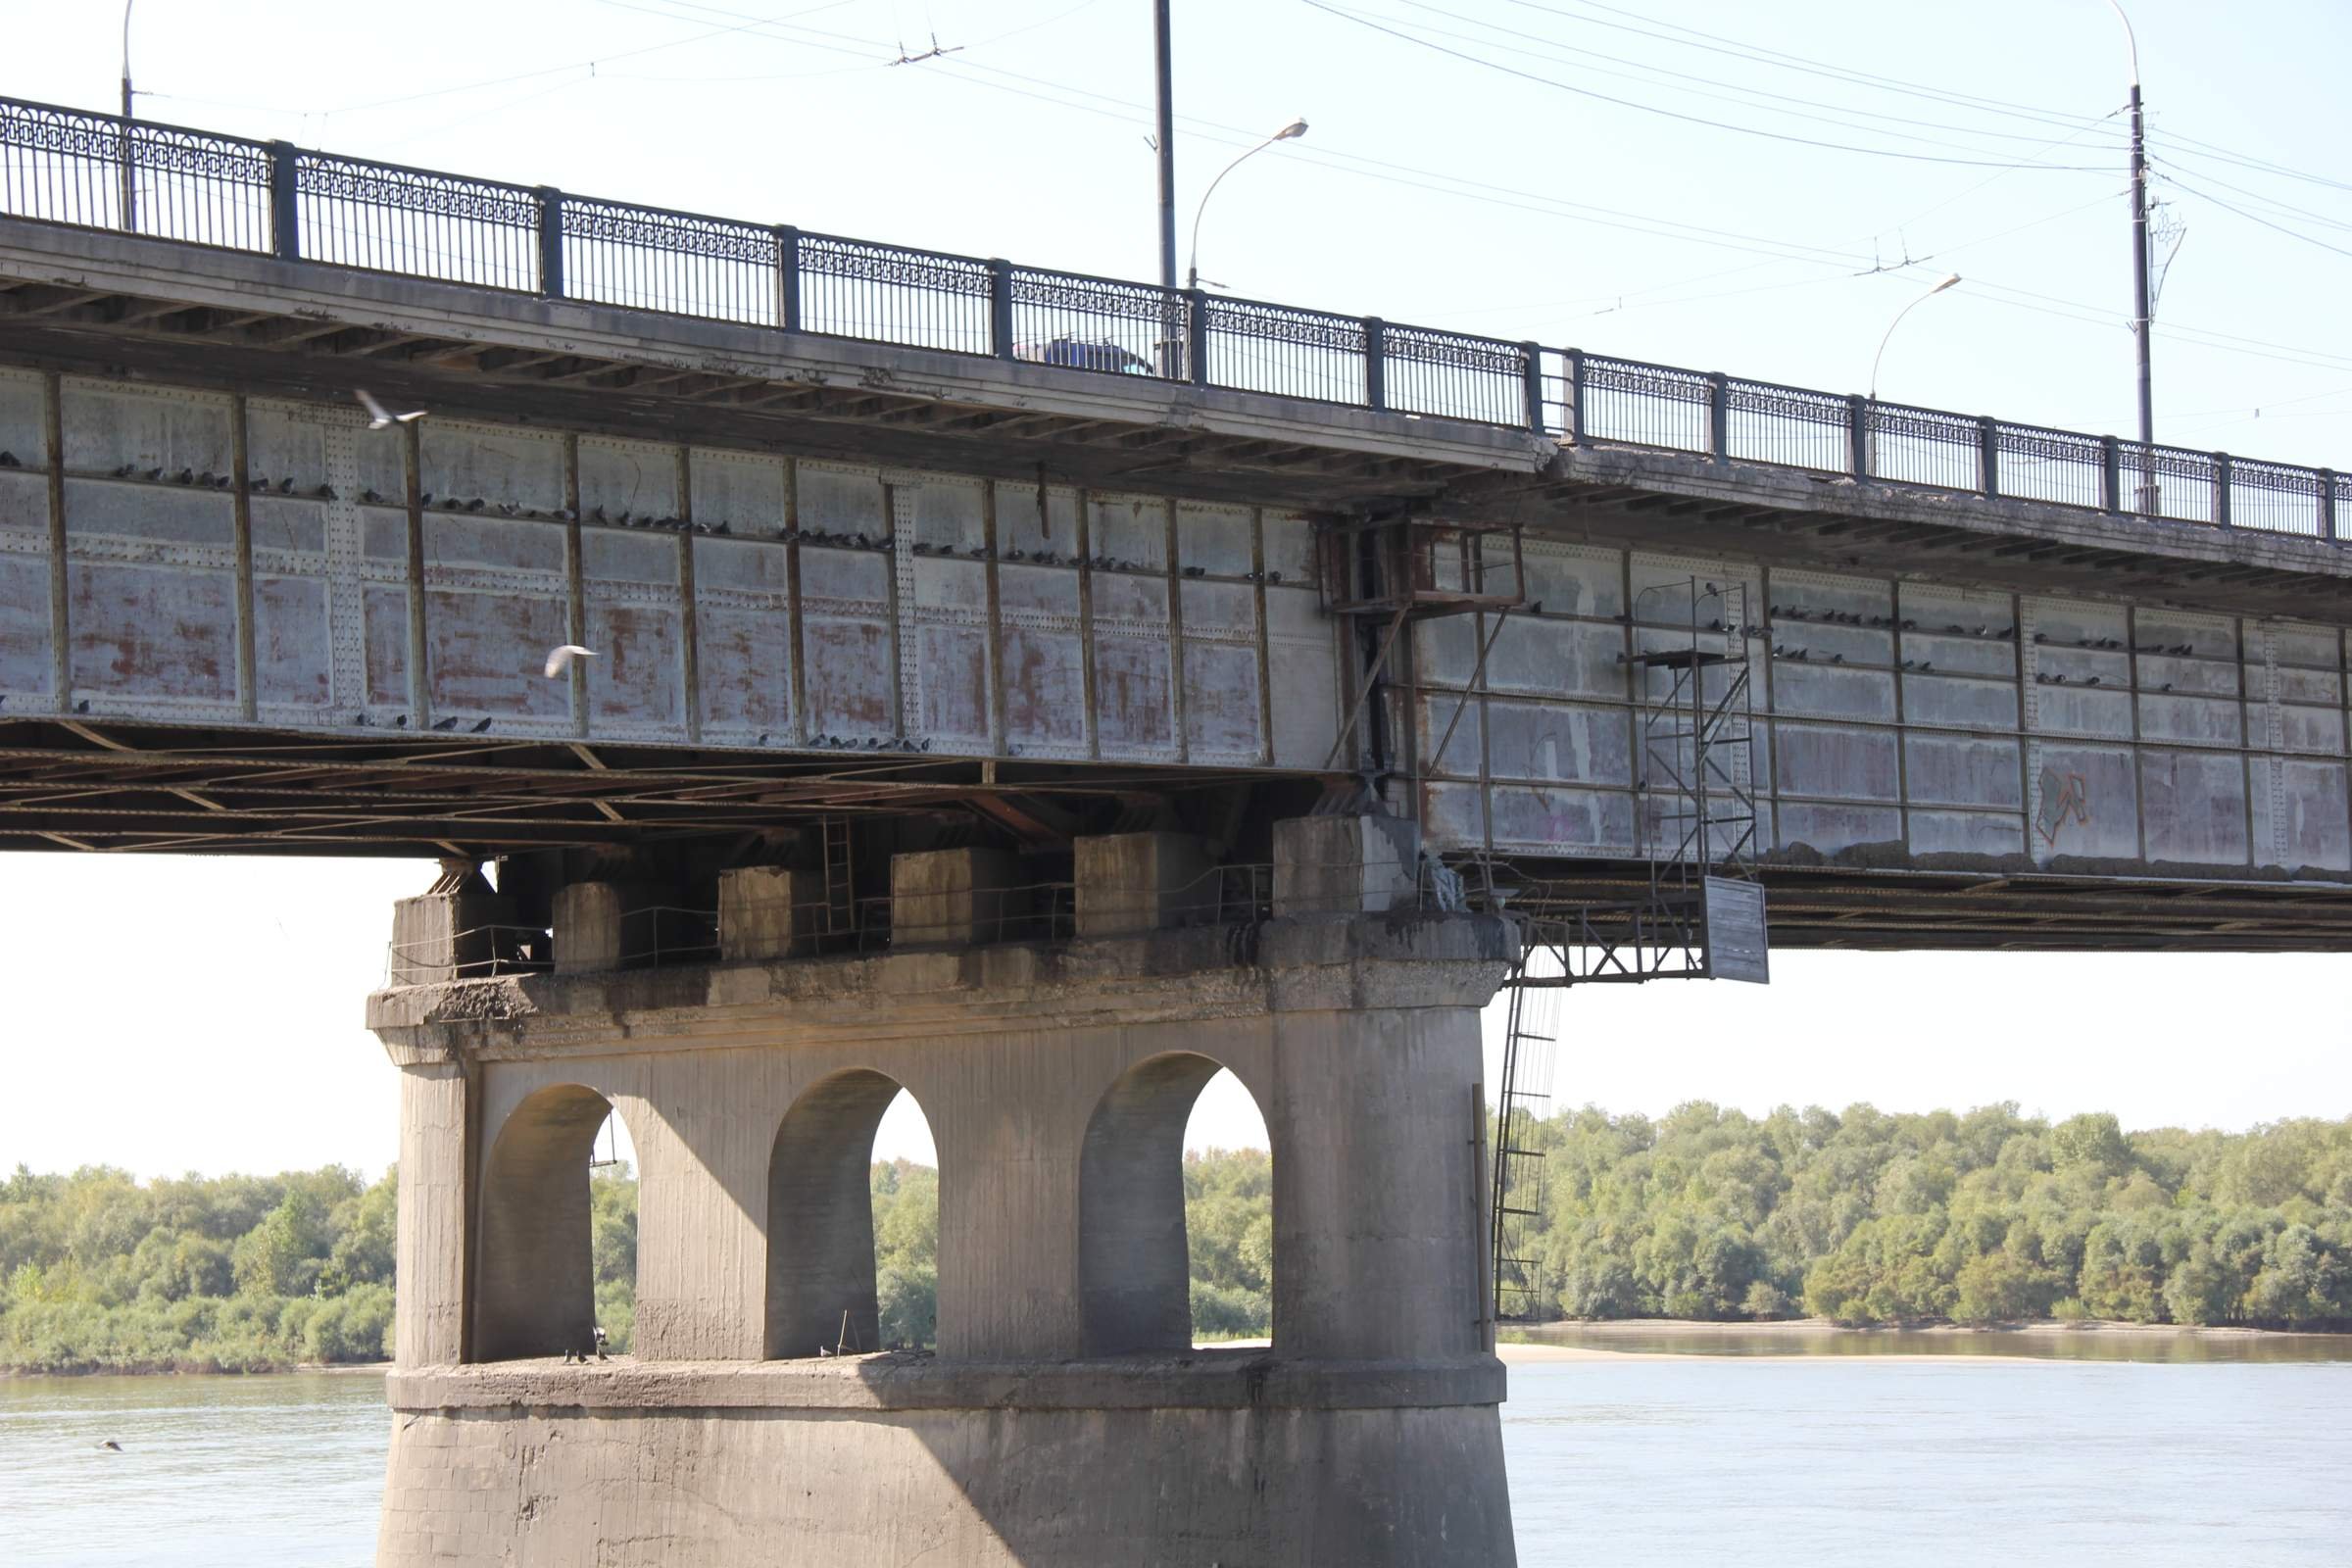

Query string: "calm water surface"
[4, 1340, 2348, 1565]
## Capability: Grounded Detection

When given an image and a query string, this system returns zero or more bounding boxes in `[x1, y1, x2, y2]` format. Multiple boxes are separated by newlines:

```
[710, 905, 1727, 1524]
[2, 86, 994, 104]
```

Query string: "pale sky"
[2, 0, 2348, 1177]
[1, 854, 2341, 1179]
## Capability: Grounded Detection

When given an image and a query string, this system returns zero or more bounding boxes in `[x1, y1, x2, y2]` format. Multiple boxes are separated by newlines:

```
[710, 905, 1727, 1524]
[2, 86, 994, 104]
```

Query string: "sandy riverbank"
[1492, 1317, 2352, 1364]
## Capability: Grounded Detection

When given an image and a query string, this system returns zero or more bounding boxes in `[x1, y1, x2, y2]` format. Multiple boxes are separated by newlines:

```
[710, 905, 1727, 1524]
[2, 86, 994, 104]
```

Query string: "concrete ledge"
[368, 911, 1517, 1060]
[388, 1350, 1507, 1413]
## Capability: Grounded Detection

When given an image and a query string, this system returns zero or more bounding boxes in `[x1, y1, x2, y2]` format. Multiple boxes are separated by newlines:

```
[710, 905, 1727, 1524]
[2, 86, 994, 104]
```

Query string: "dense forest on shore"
[3, 1107, 2342, 1372]
[1515, 1104, 2352, 1329]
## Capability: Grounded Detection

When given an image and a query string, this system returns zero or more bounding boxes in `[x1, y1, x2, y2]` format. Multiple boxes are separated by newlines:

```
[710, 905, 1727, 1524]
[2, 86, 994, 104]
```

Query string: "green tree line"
[0, 1148, 1266, 1373]
[11, 1107, 2338, 1372]
[1513, 1103, 2352, 1328]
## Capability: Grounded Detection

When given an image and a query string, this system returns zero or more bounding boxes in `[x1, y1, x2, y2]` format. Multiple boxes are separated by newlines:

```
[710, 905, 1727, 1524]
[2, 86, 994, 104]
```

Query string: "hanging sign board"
[1702, 876, 1770, 984]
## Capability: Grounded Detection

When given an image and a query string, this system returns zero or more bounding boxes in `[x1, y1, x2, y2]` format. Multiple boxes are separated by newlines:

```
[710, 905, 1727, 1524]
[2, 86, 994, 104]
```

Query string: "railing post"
[2321, 469, 2339, 543]
[1363, 317, 1387, 412]
[1978, 416, 2000, 499]
[1565, 347, 1586, 443]
[1522, 342, 1544, 434]
[1706, 371, 1729, 461]
[988, 259, 1014, 360]
[535, 186, 564, 300]
[2213, 452, 2232, 528]
[2101, 435, 2123, 513]
[1186, 287, 1209, 388]
[1846, 394, 1869, 478]
[774, 224, 802, 333]
[268, 141, 300, 263]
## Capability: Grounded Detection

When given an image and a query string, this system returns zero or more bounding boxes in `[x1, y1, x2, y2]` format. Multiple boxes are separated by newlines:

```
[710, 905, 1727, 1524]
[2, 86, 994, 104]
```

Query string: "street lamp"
[1864, 273, 1960, 479]
[1869, 273, 1962, 404]
[1186, 119, 1306, 291]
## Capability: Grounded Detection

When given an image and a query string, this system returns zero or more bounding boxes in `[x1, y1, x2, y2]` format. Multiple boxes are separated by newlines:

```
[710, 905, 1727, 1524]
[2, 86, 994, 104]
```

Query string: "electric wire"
[1389, 0, 2131, 154]
[1300, 0, 2115, 171]
[1507, 0, 2352, 199]
[1501, 0, 2112, 132]
[2159, 173, 2352, 264]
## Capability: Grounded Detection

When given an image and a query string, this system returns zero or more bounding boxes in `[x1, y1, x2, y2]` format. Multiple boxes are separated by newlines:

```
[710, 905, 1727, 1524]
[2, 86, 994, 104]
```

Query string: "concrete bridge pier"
[368, 815, 1519, 1567]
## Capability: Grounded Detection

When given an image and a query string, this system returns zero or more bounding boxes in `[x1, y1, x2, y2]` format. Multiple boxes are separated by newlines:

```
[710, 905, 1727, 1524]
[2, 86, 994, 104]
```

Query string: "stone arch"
[1079, 1051, 1271, 1355]
[473, 1083, 626, 1362]
[765, 1068, 935, 1358]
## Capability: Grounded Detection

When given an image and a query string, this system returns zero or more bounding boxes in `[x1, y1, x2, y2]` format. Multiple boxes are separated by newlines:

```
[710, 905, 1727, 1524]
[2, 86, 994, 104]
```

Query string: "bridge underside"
[4, 712, 2346, 951]
[6, 222, 2352, 952]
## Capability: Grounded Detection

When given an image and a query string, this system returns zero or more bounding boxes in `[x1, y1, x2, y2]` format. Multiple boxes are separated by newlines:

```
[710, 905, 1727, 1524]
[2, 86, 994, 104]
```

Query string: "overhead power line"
[1300, 1, 2114, 172]
[1511, 0, 2352, 200]
[1502, 0, 2111, 132]
[2161, 173, 2352, 264]
[1391, 0, 2130, 154]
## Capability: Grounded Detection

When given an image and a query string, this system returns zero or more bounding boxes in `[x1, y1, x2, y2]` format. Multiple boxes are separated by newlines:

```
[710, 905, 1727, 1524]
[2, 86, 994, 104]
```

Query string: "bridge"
[5, 96, 2350, 1566]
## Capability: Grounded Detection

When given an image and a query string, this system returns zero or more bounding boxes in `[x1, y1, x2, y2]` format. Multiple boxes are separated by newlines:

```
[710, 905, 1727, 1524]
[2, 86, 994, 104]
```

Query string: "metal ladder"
[820, 816, 856, 939]
[1490, 975, 1555, 1322]
[1483, 577, 1767, 1320]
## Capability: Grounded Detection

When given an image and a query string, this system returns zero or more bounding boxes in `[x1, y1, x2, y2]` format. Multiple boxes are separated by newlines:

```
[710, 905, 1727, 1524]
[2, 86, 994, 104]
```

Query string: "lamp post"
[118, 0, 136, 232]
[2104, 0, 2157, 510]
[1864, 273, 1961, 477]
[1186, 119, 1307, 292]
[1870, 273, 1963, 405]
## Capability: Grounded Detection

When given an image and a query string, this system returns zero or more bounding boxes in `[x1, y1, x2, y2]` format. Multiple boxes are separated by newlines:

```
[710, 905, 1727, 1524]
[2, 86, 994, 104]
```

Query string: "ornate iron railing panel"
[1993, 422, 2104, 510]
[1726, 377, 1847, 473]
[563, 198, 779, 327]
[1200, 296, 1368, 405]
[294, 151, 537, 291]
[2227, 456, 2328, 537]
[1581, 355, 1712, 454]
[0, 94, 2338, 549]
[2117, 441, 2220, 526]
[1380, 322, 1528, 425]
[1006, 265, 1183, 379]
[1866, 400, 1983, 491]
[797, 231, 991, 356]
[0, 99, 271, 252]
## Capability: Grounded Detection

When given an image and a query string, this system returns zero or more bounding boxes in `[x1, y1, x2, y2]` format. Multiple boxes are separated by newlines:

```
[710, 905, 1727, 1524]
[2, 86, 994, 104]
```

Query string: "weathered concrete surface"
[1273, 813, 1422, 916]
[716, 864, 827, 960]
[369, 837, 1519, 1565]
[378, 1396, 1511, 1568]
[890, 847, 1029, 948]
[387, 890, 514, 987]
[1072, 831, 1214, 937]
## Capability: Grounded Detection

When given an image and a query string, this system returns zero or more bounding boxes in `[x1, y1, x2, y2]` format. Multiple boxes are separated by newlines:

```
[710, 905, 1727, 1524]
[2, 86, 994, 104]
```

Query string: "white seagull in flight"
[355, 389, 427, 430]
[544, 645, 598, 678]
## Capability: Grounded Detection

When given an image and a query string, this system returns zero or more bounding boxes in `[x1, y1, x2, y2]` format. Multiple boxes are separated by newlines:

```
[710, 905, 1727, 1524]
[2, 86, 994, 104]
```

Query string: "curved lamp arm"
[2102, 0, 2140, 87]
[1870, 273, 1962, 404]
[1186, 119, 1306, 291]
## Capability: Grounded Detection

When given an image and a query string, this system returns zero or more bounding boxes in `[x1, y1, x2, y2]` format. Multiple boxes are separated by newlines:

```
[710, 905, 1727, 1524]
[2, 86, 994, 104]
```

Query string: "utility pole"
[1153, 0, 1175, 292]
[2108, 1, 2155, 509]
[119, 0, 136, 233]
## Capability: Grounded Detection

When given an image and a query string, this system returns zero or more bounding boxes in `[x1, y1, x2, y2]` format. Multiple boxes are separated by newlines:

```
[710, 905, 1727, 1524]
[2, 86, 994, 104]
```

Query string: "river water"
[4, 1334, 2348, 1565]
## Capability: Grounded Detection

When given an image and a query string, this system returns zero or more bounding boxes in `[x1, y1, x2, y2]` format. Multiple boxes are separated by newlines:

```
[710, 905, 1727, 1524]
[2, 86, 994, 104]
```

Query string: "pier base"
[368, 819, 1518, 1566]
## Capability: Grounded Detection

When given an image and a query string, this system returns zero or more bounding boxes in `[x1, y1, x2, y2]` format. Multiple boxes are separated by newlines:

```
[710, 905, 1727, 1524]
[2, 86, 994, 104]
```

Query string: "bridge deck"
[4, 104, 2351, 950]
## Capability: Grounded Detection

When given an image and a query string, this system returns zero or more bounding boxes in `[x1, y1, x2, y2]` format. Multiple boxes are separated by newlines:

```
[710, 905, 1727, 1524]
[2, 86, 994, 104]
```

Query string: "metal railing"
[0, 94, 2338, 546]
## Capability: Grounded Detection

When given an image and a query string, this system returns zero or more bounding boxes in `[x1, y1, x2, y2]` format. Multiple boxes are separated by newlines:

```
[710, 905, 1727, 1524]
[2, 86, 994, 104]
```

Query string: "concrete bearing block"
[388, 892, 519, 986]
[1272, 813, 1422, 917]
[552, 881, 681, 973]
[889, 848, 1030, 947]
[1073, 832, 1216, 938]
[718, 866, 829, 960]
